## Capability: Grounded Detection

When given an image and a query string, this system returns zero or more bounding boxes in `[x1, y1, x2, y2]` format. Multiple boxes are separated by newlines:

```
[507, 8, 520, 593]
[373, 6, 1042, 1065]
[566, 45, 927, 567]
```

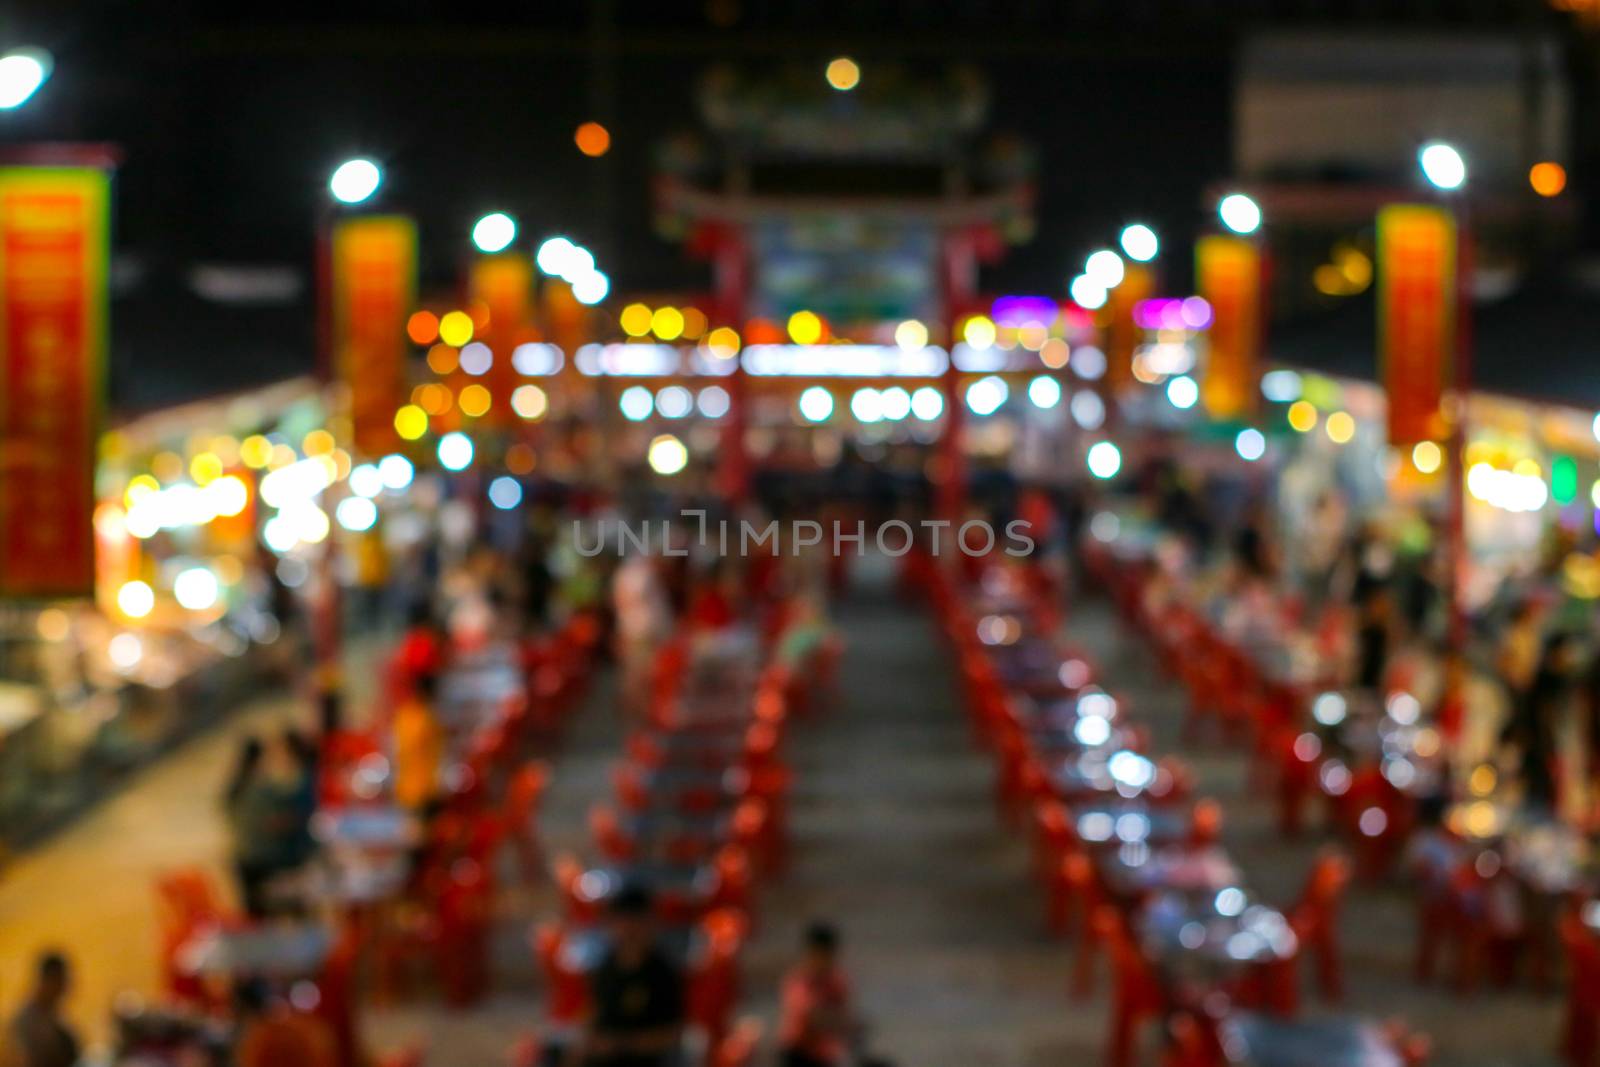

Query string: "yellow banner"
[332, 216, 415, 456]
[1377, 204, 1456, 446]
[1196, 235, 1261, 420]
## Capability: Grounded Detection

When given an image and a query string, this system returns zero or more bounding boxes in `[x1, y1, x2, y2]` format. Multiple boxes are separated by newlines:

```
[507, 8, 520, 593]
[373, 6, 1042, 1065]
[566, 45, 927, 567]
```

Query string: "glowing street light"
[471, 212, 517, 253]
[1218, 193, 1262, 235]
[1069, 274, 1107, 311]
[1085, 249, 1125, 289]
[1419, 141, 1466, 191]
[1119, 224, 1158, 262]
[825, 57, 861, 91]
[329, 158, 381, 205]
[0, 47, 50, 110]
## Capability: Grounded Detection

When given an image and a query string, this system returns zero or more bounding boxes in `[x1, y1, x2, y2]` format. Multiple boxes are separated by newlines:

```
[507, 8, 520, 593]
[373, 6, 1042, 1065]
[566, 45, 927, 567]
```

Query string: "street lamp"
[1119, 223, 1158, 262]
[328, 158, 381, 205]
[471, 211, 517, 254]
[1085, 249, 1125, 289]
[0, 47, 51, 110]
[1218, 192, 1262, 236]
[1419, 142, 1467, 191]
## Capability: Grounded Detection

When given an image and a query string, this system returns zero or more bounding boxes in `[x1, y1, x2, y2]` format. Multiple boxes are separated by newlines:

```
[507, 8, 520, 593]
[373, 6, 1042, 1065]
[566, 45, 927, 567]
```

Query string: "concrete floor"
[0, 563, 1570, 1066]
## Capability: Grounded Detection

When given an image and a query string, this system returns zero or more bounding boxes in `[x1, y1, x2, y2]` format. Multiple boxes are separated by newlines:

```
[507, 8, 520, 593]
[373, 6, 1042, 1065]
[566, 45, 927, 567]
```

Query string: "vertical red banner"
[332, 215, 415, 457]
[1105, 263, 1153, 393]
[0, 167, 109, 598]
[1196, 235, 1262, 420]
[1378, 204, 1456, 446]
[470, 254, 532, 425]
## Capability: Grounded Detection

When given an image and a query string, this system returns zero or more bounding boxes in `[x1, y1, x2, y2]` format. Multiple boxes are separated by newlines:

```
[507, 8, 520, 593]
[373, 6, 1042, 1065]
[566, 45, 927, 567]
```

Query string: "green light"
[1553, 455, 1578, 506]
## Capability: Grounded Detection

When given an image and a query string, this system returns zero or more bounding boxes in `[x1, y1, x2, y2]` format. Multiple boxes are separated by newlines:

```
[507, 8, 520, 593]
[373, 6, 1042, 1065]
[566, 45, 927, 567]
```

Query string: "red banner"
[0, 167, 109, 598]
[470, 254, 532, 424]
[1196, 235, 1262, 421]
[332, 216, 415, 456]
[1378, 205, 1456, 446]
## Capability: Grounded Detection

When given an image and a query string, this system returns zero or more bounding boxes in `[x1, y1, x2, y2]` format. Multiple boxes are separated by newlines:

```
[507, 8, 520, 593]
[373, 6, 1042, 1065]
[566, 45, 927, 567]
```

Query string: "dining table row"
[1081, 506, 1600, 1066]
[125, 610, 605, 1067]
[913, 547, 1429, 1067]
[533, 595, 839, 1067]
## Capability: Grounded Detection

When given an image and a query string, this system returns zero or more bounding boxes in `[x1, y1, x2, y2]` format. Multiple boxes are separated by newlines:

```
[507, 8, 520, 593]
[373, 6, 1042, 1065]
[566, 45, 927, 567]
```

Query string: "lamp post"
[1418, 142, 1472, 658]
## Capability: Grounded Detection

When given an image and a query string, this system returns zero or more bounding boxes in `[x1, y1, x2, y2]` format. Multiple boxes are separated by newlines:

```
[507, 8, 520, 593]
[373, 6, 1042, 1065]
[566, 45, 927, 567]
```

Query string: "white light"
[117, 580, 155, 619]
[1073, 346, 1107, 381]
[0, 48, 50, 110]
[798, 386, 834, 422]
[471, 212, 517, 254]
[1167, 375, 1199, 409]
[965, 376, 1009, 416]
[1234, 427, 1266, 461]
[285, 503, 330, 544]
[336, 496, 378, 532]
[109, 633, 143, 671]
[536, 236, 576, 276]
[459, 342, 493, 376]
[1027, 375, 1062, 409]
[879, 386, 911, 420]
[1119, 224, 1158, 263]
[655, 385, 693, 419]
[910, 386, 945, 421]
[174, 567, 220, 611]
[1592, 412, 1600, 443]
[1261, 369, 1303, 403]
[1419, 142, 1466, 191]
[1071, 391, 1106, 430]
[488, 476, 523, 510]
[647, 434, 689, 475]
[262, 515, 298, 554]
[1085, 249, 1126, 289]
[1087, 441, 1122, 479]
[259, 458, 334, 508]
[894, 320, 928, 351]
[1074, 716, 1112, 747]
[620, 385, 655, 421]
[437, 432, 474, 471]
[350, 463, 384, 499]
[512, 342, 563, 376]
[1312, 692, 1347, 726]
[378, 454, 414, 491]
[1070, 274, 1108, 310]
[329, 159, 382, 205]
[572, 269, 610, 305]
[696, 386, 731, 419]
[1218, 193, 1262, 235]
[851, 387, 884, 423]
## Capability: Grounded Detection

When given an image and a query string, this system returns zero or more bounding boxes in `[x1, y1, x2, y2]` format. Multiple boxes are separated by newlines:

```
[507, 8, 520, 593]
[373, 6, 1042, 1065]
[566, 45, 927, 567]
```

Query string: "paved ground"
[0, 563, 1571, 1066]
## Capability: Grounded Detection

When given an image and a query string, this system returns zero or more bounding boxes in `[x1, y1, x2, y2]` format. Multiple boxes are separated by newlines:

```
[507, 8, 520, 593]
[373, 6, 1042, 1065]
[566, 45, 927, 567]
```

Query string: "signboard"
[470, 254, 532, 424]
[0, 166, 109, 598]
[1377, 204, 1456, 446]
[1195, 235, 1262, 420]
[332, 215, 415, 456]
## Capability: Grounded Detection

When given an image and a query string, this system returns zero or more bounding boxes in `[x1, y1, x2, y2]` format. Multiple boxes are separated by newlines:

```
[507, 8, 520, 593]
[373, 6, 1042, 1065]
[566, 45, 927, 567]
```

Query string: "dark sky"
[0, 0, 1581, 407]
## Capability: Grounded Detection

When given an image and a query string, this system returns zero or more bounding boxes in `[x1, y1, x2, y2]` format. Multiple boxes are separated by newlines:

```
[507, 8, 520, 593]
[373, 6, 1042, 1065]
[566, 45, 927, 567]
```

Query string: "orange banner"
[470, 255, 532, 424]
[1106, 264, 1153, 393]
[0, 167, 109, 598]
[1196, 235, 1261, 420]
[332, 216, 415, 456]
[1378, 204, 1456, 446]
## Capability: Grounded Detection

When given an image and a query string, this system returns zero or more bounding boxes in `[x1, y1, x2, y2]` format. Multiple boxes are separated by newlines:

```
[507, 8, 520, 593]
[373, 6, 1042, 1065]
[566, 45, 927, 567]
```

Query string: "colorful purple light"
[1133, 297, 1213, 332]
[991, 295, 1061, 328]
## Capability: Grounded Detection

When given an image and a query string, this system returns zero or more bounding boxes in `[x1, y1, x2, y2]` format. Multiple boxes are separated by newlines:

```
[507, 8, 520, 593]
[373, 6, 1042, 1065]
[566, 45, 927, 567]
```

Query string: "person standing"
[6, 953, 79, 1067]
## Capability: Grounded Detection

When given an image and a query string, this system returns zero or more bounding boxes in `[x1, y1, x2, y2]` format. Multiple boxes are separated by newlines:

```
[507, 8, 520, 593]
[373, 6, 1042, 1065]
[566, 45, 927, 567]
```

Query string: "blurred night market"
[16, 2, 1600, 1066]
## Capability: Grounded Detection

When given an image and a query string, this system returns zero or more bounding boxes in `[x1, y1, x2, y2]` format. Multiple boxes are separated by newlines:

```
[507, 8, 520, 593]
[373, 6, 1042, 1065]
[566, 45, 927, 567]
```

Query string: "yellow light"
[1512, 457, 1540, 478]
[652, 306, 686, 341]
[1411, 440, 1442, 474]
[1325, 411, 1355, 443]
[1040, 338, 1070, 369]
[1591, 479, 1600, 509]
[188, 451, 223, 485]
[1468, 764, 1497, 797]
[152, 451, 184, 482]
[963, 315, 997, 349]
[124, 473, 160, 508]
[417, 383, 453, 415]
[427, 343, 459, 375]
[620, 303, 653, 337]
[1017, 323, 1048, 351]
[1287, 400, 1318, 433]
[647, 433, 689, 475]
[1529, 161, 1567, 198]
[36, 608, 70, 642]
[787, 310, 823, 345]
[707, 326, 741, 357]
[394, 405, 429, 440]
[894, 319, 928, 351]
[458, 384, 492, 418]
[269, 443, 296, 470]
[117, 580, 155, 619]
[511, 384, 548, 421]
[1337, 248, 1372, 289]
[681, 307, 708, 340]
[825, 56, 860, 91]
[438, 310, 474, 347]
[240, 435, 273, 469]
[302, 429, 335, 456]
[209, 435, 240, 465]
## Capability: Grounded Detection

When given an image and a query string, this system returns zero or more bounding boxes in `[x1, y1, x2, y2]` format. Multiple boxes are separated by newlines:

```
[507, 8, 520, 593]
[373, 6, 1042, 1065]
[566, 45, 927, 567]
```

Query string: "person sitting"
[778, 923, 861, 1067]
[578, 887, 685, 1067]
[233, 979, 337, 1067]
[6, 952, 80, 1067]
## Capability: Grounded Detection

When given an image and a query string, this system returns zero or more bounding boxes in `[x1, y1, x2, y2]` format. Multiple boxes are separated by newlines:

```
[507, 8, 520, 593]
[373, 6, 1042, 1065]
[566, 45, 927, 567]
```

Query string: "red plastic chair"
[1561, 910, 1600, 1067]
[1290, 849, 1352, 1003]
[711, 1017, 763, 1067]
[1097, 905, 1165, 1067]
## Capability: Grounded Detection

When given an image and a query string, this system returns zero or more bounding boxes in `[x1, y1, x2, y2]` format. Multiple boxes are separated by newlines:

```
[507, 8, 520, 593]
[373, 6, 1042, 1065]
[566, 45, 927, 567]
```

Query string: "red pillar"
[712, 224, 751, 502]
[937, 231, 978, 521]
